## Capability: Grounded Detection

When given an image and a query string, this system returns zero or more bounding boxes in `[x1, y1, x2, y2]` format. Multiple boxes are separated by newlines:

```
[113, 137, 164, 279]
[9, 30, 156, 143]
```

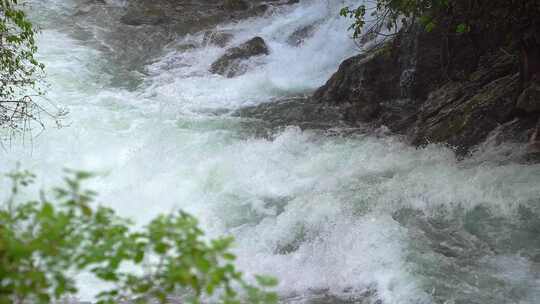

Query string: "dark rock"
[234, 97, 345, 130]
[411, 74, 520, 154]
[517, 82, 540, 112]
[203, 30, 234, 47]
[528, 118, 540, 153]
[120, 9, 169, 26]
[210, 36, 269, 77]
[311, 21, 538, 155]
[175, 43, 197, 52]
[312, 48, 402, 128]
[249, 4, 271, 16]
[76, 0, 229, 82]
[490, 117, 538, 145]
[71, 0, 299, 87]
[223, 0, 249, 11]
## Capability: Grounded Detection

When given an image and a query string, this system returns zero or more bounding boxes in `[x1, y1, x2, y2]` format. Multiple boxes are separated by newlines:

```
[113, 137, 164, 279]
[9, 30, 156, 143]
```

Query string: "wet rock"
[175, 43, 197, 52]
[312, 49, 401, 127]
[517, 82, 540, 112]
[74, 0, 106, 16]
[527, 118, 540, 154]
[209, 36, 269, 77]
[250, 4, 271, 16]
[311, 22, 537, 155]
[203, 30, 234, 47]
[223, 0, 249, 11]
[120, 8, 169, 26]
[282, 287, 379, 304]
[76, 0, 294, 78]
[286, 24, 317, 46]
[485, 117, 538, 146]
[411, 74, 520, 155]
[234, 97, 345, 130]
[71, 0, 300, 86]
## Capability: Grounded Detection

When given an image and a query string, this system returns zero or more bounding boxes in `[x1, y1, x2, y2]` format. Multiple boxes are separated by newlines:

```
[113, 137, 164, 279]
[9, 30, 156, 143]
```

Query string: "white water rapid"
[3, 0, 540, 303]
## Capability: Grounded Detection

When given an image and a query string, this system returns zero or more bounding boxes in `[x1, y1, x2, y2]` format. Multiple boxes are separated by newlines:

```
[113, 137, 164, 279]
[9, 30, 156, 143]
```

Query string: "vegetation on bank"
[0, 0, 65, 141]
[0, 1, 276, 303]
[2, 0, 539, 303]
[0, 170, 278, 304]
[341, 0, 540, 83]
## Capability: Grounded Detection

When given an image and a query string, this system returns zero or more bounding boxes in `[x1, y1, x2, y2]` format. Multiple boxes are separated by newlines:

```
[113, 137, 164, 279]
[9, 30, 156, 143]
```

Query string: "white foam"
[3, 0, 540, 303]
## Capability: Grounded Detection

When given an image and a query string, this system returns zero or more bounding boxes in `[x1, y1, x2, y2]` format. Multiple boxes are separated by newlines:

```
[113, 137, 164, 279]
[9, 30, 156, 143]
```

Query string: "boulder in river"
[286, 24, 317, 46]
[209, 36, 269, 77]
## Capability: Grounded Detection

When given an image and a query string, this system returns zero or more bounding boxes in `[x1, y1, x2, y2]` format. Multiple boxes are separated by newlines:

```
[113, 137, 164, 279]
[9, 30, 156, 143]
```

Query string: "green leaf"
[255, 275, 279, 287]
[456, 23, 470, 33]
[425, 21, 436, 32]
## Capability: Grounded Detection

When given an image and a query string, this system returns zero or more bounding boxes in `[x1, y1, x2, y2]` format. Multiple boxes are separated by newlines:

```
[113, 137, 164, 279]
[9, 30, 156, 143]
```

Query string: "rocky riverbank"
[240, 22, 540, 162]
[62, 0, 296, 86]
[310, 23, 540, 159]
[66, 0, 540, 160]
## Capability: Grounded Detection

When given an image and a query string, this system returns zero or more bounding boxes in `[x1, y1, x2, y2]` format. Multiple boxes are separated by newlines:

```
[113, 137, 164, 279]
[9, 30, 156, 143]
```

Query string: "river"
[3, 0, 540, 303]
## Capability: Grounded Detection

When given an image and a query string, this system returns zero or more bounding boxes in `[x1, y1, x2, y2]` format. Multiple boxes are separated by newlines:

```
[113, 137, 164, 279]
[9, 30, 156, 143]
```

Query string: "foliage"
[341, 0, 462, 39]
[340, 0, 539, 41]
[0, 170, 278, 304]
[0, 0, 63, 142]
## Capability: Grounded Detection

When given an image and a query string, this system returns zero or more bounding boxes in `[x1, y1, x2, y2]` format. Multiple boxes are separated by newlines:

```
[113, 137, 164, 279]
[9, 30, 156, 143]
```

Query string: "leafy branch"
[0, 170, 278, 304]
[0, 0, 65, 144]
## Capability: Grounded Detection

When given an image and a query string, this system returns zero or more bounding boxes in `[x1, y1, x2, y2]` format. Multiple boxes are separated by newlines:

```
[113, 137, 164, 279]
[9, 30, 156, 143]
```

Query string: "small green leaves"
[340, 0, 479, 41]
[425, 21, 436, 32]
[255, 275, 279, 288]
[1, 170, 278, 303]
[456, 23, 470, 34]
[340, 5, 366, 38]
[0, 0, 49, 138]
[339, 6, 350, 17]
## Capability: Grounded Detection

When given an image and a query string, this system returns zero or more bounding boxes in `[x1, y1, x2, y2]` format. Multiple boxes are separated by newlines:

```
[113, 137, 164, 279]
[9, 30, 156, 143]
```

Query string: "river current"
[3, 0, 540, 303]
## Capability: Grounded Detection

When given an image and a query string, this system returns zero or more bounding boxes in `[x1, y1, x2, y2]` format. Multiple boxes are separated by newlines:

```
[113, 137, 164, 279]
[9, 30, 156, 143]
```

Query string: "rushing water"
[3, 0, 540, 303]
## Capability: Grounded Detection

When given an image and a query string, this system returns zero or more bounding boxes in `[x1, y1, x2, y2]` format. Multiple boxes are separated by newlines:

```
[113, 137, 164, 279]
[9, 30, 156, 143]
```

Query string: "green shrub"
[0, 170, 278, 304]
[340, 0, 539, 39]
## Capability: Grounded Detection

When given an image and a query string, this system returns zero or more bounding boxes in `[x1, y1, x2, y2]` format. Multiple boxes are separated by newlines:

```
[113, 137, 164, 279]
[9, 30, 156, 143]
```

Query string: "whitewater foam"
[3, 0, 540, 303]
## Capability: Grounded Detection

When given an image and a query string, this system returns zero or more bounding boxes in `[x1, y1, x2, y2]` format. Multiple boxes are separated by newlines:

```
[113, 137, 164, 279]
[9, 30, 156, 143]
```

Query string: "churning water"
[3, 0, 540, 303]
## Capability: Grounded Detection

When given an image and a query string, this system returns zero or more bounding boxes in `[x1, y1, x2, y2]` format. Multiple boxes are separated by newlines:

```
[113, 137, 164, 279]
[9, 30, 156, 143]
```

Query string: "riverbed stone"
[286, 24, 317, 46]
[209, 36, 269, 77]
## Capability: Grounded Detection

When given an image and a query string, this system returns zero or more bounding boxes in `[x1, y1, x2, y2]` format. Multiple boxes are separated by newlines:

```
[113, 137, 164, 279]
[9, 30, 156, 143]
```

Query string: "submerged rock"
[203, 30, 234, 47]
[209, 36, 269, 77]
[73, 0, 297, 86]
[286, 24, 317, 46]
